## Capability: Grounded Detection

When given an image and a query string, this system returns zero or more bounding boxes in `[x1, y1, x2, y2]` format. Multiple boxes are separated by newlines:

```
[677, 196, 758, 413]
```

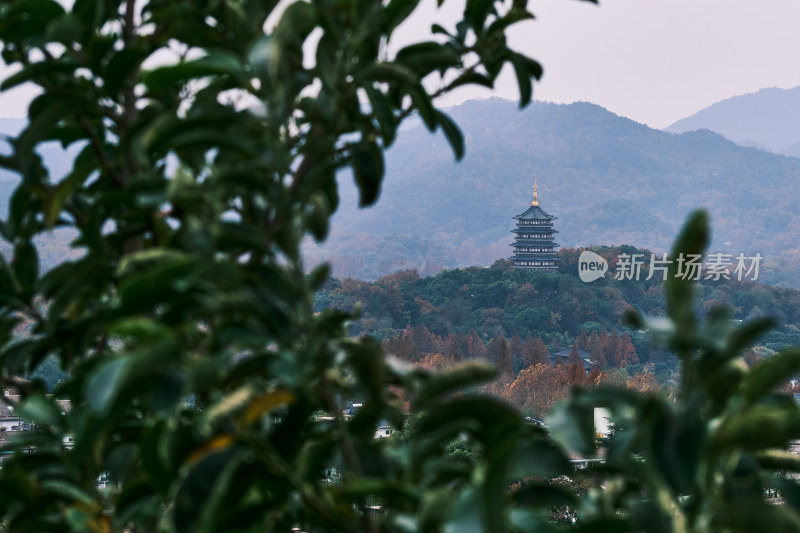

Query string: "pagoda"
[510, 178, 559, 271]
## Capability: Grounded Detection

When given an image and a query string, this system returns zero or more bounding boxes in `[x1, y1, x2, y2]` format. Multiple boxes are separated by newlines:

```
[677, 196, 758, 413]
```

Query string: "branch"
[78, 117, 125, 188]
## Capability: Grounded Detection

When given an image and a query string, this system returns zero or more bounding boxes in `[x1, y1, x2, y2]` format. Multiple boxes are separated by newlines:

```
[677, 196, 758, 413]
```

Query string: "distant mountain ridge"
[1, 99, 799, 288]
[665, 86, 800, 156]
[306, 98, 800, 287]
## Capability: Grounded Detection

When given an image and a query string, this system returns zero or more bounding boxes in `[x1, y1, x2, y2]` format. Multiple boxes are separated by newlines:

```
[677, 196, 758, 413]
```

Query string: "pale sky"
[2, 0, 800, 129]
[402, 0, 800, 128]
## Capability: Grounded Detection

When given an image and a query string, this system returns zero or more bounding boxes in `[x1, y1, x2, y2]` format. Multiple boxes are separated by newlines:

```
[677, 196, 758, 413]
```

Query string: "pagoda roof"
[513, 204, 556, 221]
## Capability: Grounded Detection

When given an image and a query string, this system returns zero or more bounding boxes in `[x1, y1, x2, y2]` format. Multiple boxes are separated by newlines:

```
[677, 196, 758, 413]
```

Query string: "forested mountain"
[314, 250, 800, 415]
[3, 98, 800, 287]
[665, 86, 800, 156]
[316, 248, 800, 362]
[306, 98, 800, 288]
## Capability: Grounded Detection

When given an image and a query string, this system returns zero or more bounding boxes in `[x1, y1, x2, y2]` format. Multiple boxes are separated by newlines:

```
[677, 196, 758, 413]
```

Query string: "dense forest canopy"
[316, 246, 800, 359]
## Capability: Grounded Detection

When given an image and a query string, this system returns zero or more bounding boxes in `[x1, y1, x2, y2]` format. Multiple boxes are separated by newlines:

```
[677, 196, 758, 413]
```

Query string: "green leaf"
[741, 347, 800, 404]
[0, 60, 79, 91]
[110, 317, 175, 342]
[363, 62, 418, 85]
[712, 501, 800, 533]
[85, 356, 133, 416]
[272, 0, 317, 48]
[545, 401, 595, 457]
[40, 479, 95, 506]
[103, 48, 144, 97]
[464, 0, 494, 29]
[665, 210, 709, 335]
[13, 241, 38, 296]
[407, 82, 436, 130]
[16, 393, 63, 429]
[488, 8, 534, 36]
[435, 110, 464, 160]
[716, 405, 800, 450]
[506, 436, 571, 480]
[44, 13, 82, 43]
[396, 41, 460, 77]
[365, 84, 398, 146]
[417, 396, 521, 447]
[143, 53, 245, 90]
[444, 483, 483, 533]
[510, 53, 542, 107]
[384, 0, 422, 35]
[445, 71, 493, 91]
[350, 140, 385, 207]
[413, 362, 496, 409]
[0, 0, 66, 43]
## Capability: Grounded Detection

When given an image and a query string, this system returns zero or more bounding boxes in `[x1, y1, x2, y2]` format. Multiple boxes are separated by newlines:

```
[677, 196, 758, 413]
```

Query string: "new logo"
[579, 250, 608, 282]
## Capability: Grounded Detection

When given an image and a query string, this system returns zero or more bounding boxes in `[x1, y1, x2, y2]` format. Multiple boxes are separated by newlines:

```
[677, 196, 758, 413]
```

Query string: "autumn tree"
[467, 328, 489, 359]
[487, 332, 507, 363]
[626, 369, 660, 393]
[614, 335, 640, 368]
[509, 333, 524, 371]
[497, 338, 512, 376]
[567, 345, 587, 385]
[524, 336, 550, 367]
[504, 364, 570, 418]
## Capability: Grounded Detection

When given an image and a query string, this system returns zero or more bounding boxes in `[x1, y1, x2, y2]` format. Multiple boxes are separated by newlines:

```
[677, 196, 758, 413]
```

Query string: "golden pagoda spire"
[531, 176, 539, 206]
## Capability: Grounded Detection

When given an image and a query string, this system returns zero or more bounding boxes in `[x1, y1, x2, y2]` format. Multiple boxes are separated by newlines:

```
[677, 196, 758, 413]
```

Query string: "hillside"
[315, 252, 800, 366]
[665, 86, 800, 156]
[2, 99, 800, 287]
[307, 98, 800, 287]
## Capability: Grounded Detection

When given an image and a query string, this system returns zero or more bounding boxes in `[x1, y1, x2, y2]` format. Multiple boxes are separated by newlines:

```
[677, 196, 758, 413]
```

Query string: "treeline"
[399, 327, 664, 418]
[315, 246, 800, 360]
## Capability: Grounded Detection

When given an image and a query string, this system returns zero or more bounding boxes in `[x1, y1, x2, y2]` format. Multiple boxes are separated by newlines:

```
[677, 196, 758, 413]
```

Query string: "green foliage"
[316, 251, 800, 367]
[0, 0, 586, 531]
[547, 210, 800, 532]
[2, 2, 800, 533]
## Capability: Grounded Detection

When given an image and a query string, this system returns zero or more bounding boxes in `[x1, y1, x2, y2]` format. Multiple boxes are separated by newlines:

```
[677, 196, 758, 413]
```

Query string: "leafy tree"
[548, 211, 800, 532]
[497, 337, 512, 376]
[0, 0, 570, 531]
[524, 335, 550, 367]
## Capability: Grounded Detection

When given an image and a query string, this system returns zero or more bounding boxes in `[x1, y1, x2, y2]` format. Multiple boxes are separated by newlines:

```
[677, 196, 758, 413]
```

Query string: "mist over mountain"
[665, 86, 800, 156]
[307, 98, 800, 286]
[1, 99, 799, 288]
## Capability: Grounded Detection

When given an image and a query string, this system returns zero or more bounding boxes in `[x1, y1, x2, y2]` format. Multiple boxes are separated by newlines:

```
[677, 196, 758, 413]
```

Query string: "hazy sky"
[403, 0, 800, 128]
[2, 0, 800, 129]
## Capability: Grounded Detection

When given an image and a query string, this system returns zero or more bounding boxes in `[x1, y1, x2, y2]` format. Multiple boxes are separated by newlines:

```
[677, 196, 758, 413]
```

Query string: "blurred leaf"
[143, 52, 245, 89]
[741, 347, 800, 404]
[350, 140, 385, 207]
[0, 60, 79, 91]
[413, 362, 497, 409]
[546, 401, 595, 457]
[396, 41, 460, 77]
[85, 356, 133, 416]
[16, 393, 63, 429]
[715, 405, 800, 450]
[240, 390, 294, 426]
[665, 210, 709, 337]
[435, 110, 465, 161]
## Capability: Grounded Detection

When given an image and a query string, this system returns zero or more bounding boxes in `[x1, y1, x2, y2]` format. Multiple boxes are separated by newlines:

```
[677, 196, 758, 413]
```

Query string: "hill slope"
[307, 98, 800, 286]
[664, 86, 800, 155]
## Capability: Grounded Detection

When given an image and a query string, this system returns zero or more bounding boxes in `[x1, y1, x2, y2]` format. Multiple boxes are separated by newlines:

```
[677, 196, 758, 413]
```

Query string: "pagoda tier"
[510, 179, 559, 272]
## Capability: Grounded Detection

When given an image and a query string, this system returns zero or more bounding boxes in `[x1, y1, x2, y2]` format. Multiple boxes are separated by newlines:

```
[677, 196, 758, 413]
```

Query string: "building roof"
[549, 348, 593, 370]
[513, 204, 556, 221]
